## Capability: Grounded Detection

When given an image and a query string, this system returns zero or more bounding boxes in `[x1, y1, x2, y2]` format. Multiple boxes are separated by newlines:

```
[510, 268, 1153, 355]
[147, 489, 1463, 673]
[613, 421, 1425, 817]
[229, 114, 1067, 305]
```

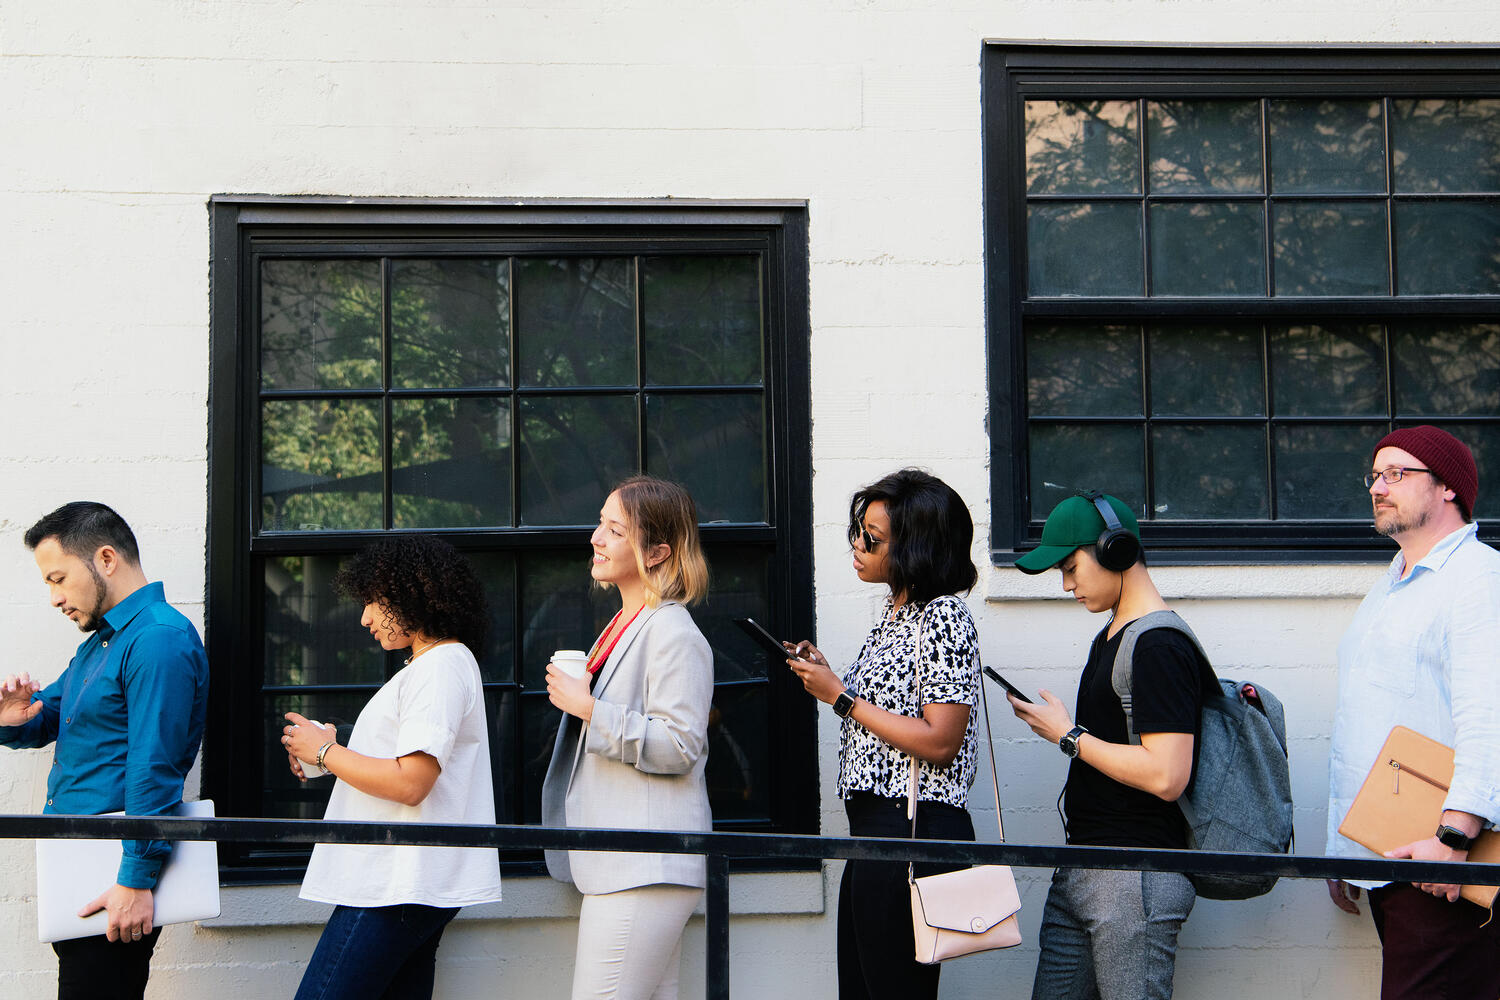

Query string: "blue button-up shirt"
[1326, 523, 1500, 886]
[0, 582, 209, 889]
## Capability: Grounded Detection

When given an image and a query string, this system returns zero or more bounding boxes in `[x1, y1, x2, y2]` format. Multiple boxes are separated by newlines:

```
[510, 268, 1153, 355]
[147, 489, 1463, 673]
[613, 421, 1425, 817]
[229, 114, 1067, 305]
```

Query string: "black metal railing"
[6, 814, 1499, 1000]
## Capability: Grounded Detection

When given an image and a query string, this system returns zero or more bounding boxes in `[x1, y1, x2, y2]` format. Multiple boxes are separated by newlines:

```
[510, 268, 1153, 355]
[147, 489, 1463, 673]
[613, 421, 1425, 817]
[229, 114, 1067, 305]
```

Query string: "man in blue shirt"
[1325, 426, 1500, 1000]
[0, 502, 209, 1000]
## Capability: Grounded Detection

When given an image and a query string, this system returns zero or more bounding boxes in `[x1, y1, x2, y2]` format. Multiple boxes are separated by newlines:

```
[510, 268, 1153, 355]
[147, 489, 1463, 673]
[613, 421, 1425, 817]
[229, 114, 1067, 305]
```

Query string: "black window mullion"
[381, 257, 394, 530]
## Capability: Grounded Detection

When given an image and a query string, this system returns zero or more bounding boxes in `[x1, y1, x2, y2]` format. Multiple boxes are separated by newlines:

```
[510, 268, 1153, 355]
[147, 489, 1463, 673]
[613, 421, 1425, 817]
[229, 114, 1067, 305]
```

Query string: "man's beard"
[1374, 500, 1431, 539]
[74, 564, 110, 632]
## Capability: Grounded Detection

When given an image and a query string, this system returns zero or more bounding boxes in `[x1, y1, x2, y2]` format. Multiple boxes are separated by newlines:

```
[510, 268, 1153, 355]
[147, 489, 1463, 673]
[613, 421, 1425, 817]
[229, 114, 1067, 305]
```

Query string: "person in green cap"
[1007, 491, 1206, 1000]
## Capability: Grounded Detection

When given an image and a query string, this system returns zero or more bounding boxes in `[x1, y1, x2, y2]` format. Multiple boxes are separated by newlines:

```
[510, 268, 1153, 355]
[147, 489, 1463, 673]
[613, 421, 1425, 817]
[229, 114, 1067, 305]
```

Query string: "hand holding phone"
[983, 666, 1035, 704]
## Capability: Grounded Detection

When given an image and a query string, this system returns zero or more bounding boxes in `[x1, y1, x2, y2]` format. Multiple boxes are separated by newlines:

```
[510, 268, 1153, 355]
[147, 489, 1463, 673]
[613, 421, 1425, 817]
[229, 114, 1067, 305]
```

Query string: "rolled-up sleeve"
[585, 615, 712, 775]
[119, 625, 209, 889]
[1444, 565, 1500, 827]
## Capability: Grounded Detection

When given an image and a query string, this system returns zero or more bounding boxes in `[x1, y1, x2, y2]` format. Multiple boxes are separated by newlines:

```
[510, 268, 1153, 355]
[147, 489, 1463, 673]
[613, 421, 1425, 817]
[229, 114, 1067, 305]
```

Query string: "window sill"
[200, 868, 828, 929]
[985, 562, 1387, 602]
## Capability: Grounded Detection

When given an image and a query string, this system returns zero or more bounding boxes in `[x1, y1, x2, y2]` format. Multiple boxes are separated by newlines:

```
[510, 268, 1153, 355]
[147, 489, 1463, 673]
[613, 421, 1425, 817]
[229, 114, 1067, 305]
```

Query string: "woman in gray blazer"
[542, 476, 713, 1000]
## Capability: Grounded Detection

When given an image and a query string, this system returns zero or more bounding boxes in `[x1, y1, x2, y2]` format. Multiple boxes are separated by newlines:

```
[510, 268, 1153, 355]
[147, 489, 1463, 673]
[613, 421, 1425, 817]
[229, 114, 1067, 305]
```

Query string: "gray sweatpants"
[1030, 867, 1196, 1000]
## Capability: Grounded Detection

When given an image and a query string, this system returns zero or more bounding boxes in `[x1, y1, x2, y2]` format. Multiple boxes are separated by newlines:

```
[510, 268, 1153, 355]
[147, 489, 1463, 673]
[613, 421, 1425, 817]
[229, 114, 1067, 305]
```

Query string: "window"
[207, 198, 814, 877]
[984, 46, 1500, 560]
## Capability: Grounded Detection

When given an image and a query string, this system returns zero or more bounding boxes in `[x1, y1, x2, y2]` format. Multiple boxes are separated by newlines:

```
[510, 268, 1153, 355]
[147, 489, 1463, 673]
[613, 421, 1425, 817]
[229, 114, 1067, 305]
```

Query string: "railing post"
[706, 853, 730, 1000]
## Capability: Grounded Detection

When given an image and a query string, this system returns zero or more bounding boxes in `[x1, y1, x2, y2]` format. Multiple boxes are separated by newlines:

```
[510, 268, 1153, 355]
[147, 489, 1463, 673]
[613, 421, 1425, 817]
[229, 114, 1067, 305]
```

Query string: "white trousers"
[571, 884, 702, 1000]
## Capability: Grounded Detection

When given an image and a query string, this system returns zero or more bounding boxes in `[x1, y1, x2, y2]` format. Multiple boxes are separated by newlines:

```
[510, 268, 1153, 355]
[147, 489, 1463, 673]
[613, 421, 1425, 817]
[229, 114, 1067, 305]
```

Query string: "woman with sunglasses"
[786, 468, 981, 1000]
[541, 475, 713, 1000]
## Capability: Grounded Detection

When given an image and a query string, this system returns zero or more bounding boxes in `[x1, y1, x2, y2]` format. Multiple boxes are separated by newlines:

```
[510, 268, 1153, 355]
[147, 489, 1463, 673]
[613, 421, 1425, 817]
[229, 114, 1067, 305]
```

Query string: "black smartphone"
[983, 666, 1035, 704]
[734, 617, 794, 660]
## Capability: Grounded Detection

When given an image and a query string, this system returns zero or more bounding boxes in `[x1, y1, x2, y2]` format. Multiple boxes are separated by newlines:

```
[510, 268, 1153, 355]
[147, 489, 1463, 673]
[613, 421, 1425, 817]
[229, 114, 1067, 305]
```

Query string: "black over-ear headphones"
[1081, 490, 1140, 572]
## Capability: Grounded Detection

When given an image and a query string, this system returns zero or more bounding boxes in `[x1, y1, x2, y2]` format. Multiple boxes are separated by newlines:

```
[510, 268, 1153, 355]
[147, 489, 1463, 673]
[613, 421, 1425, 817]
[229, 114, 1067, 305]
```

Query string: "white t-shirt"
[299, 642, 503, 908]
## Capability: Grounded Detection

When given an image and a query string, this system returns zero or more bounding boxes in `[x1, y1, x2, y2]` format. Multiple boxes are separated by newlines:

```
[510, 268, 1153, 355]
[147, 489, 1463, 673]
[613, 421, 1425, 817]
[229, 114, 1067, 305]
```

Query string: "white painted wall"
[3, 1, 1498, 996]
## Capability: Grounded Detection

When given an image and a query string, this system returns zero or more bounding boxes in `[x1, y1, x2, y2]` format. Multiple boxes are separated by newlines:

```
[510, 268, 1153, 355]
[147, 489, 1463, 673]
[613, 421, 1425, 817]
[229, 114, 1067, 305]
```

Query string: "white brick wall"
[4, 1, 1499, 996]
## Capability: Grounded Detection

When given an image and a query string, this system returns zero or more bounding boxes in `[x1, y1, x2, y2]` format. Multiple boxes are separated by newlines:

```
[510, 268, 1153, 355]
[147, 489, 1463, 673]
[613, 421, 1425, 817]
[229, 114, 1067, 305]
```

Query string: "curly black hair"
[333, 535, 489, 655]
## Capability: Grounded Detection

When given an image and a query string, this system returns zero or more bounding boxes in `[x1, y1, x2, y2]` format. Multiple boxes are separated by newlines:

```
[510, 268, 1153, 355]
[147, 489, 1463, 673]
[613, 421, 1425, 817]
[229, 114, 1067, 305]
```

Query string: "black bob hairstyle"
[848, 469, 977, 606]
[333, 535, 489, 655]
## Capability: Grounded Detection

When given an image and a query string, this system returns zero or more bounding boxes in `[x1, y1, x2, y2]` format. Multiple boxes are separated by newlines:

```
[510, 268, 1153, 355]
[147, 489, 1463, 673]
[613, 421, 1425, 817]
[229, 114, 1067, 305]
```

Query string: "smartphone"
[983, 666, 1035, 704]
[734, 617, 794, 660]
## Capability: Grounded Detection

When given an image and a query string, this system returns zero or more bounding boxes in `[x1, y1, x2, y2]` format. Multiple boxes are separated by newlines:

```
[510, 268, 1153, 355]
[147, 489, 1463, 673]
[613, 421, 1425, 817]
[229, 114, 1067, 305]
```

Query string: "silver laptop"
[35, 799, 221, 943]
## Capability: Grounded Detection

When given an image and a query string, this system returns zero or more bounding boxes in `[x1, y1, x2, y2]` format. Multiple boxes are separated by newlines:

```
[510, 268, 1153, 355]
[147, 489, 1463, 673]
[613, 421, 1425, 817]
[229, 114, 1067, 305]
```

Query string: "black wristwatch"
[832, 691, 857, 719]
[1436, 824, 1476, 851]
[1059, 725, 1088, 759]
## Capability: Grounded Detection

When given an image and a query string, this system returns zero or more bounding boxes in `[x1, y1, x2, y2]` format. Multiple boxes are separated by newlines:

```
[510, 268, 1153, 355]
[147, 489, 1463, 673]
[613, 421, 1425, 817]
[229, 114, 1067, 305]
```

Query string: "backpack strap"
[1108, 610, 1214, 826]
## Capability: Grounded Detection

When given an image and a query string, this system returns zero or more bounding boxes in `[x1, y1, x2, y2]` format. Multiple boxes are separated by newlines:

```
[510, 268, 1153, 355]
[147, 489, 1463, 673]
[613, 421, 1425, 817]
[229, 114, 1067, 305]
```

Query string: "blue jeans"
[1031, 867, 1195, 1000]
[294, 903, 460, 1000]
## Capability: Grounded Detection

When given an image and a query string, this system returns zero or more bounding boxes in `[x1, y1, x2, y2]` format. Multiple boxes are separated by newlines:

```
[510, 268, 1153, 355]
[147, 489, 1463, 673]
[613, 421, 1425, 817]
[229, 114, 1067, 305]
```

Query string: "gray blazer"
[542, 601, 714, 895]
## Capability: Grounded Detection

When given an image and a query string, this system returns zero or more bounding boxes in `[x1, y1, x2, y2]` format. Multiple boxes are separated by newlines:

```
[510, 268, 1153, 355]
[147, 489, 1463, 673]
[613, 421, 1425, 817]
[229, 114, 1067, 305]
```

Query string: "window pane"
[1268, 99, 1386, 194]
[521, 692, 562, 824]
[517, 396, 638, 525]
[260, 260, 382, 391]
[261, 399, 383, 532]
[516, 258, 636, 386]
[696, 545, 775, 682]
[264, 692, 375, 819]
[1149, 202, 1264, 296]
[263, 555, 384, 687]
[707, 684, 770, 823]
[1028, 203, 1143, 296]
[1446, 423, 1500, 520]
[1025, 100, 1141, 195]
[1270, 323, 1387, 416]
[1151, 424, 1268, 519]
[465, 552, 517, 685]
[1147, 100, 1262, 194]
[1395, 200, 1500, 295]
[646, 394, 766, 524]
[1026, 324, 1142, 417]
[485, 688, 519, 824]
[1029, 424, 1145, 519]
[517, 550, 614, 690]
[1392, 99, 1500, 193]
[1275, 423, 1380, 520]
[391, 259, 511, 389]
[1149, 324, 1264, 417]
[1393, 322, 1500, 416]
[1273, 202, 1389, 296]
[643, 256, 763, 386]
[392, 398, 513, 529]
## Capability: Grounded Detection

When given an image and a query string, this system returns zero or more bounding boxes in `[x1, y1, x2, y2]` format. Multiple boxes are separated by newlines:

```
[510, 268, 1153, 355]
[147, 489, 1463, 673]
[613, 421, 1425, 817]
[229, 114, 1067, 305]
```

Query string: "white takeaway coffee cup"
[552, 649, 589, 678]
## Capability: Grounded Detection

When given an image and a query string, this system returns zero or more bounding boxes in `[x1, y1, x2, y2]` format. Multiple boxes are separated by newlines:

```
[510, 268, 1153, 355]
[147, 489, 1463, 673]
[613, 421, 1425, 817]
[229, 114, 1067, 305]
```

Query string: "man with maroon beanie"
[1325, 425, 1500, 1000]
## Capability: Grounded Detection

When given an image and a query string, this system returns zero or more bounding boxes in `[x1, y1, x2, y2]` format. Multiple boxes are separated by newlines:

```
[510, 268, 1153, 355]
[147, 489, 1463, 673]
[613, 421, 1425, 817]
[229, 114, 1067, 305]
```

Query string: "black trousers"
[52, 928, 161, 1000]
[1369, 882, 1500, 1000]
[837, 792, 975, 1000]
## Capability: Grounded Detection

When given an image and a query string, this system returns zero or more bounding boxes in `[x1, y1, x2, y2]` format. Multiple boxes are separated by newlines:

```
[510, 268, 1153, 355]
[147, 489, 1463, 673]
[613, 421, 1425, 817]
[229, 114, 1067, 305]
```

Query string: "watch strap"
[1436, 824, 1476, 851]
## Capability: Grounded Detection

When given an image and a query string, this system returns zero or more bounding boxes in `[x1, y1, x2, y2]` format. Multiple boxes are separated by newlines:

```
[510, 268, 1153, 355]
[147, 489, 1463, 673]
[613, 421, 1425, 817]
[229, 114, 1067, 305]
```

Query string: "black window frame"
[206, 196, 815, 881]
[984, 43, 1500, 564]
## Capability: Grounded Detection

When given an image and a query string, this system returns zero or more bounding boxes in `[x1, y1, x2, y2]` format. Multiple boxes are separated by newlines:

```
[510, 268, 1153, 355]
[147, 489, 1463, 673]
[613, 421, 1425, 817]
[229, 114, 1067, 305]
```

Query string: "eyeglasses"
[1363, 467, 1432, 488]
[854, 527, 884, 552]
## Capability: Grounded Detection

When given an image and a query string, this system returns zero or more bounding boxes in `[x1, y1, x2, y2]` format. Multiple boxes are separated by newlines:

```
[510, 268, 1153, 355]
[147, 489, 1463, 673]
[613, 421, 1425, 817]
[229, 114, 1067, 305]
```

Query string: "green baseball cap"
[1014, 493, 1140, 575]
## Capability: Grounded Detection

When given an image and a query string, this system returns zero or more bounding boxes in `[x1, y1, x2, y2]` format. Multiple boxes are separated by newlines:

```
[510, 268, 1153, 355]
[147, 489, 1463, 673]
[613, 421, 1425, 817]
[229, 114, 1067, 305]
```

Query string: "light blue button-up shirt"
[1326, 523, 1500, 886]
[0, 582, 209, 889]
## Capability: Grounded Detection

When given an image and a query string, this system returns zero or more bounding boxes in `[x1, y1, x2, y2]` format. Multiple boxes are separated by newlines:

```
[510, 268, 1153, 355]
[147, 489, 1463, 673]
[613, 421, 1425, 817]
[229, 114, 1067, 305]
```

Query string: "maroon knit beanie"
[1372, 425, 1478, 520]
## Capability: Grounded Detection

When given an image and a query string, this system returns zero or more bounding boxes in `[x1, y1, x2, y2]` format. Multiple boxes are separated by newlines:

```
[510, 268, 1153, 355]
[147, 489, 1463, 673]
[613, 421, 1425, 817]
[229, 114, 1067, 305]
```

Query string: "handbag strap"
[906, 601, 1004, 882]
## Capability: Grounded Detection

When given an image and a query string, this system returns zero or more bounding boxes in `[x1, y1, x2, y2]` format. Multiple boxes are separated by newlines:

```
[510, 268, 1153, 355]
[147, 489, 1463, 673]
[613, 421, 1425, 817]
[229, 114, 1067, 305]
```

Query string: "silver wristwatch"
[1059, 725, 1088, 759]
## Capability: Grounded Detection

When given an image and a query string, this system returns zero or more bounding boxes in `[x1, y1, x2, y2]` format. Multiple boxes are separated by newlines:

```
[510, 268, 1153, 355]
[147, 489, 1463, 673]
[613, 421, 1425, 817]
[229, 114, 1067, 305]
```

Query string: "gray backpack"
[1112, 611, 1294, 900]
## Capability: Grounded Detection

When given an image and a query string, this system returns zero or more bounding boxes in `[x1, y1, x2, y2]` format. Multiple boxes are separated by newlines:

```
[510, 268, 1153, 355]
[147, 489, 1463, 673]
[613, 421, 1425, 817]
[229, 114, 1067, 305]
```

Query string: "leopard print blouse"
[836, 594, 981, 808]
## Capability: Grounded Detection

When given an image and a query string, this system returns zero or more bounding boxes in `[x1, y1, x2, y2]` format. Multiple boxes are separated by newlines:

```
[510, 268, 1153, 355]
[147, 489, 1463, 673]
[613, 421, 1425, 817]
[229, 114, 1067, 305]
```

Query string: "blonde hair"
[609, 476, 710, 607]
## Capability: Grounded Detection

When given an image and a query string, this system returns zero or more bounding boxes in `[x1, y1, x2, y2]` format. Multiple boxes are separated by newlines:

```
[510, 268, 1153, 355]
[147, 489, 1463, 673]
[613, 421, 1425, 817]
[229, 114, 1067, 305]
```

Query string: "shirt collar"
[98, 581, 165, 640]
[1388, 522, 1477, 584]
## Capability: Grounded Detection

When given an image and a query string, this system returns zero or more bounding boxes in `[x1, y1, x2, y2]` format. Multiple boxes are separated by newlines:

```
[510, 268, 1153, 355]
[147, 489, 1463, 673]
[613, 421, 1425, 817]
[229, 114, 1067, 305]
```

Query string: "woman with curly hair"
[785, 469, 981, 1000]
[541, 476, 713, 1000]
[281, 534, 502, 1000]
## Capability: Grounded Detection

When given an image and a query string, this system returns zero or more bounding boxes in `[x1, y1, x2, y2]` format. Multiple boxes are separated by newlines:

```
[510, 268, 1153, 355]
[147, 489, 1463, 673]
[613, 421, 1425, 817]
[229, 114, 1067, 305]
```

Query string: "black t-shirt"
[1061, 623, 1205, 849]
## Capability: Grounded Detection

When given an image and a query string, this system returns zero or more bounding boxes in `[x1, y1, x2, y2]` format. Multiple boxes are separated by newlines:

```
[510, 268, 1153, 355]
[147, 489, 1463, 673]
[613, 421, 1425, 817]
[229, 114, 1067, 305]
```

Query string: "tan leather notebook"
[1338, 726, 1498, 909]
